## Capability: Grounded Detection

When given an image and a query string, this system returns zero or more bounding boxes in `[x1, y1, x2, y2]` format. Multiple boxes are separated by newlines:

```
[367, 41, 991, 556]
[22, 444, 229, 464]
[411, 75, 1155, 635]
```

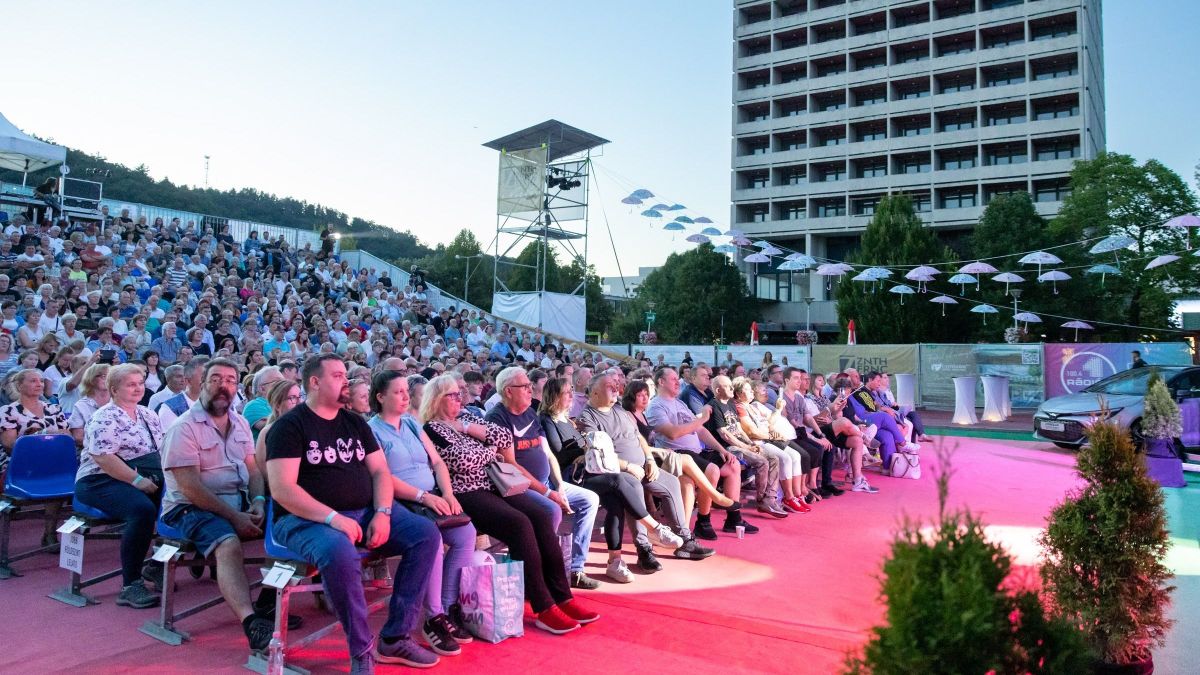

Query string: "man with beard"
[266, 353, 441, 671]
[160, 359, 276, 651]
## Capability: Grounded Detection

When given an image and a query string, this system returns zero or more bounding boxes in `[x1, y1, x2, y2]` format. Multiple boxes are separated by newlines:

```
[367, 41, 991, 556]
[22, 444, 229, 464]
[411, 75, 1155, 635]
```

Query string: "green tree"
[834, 196, 958, 343]
[609, 243, 756, 344]
[1051, 153, 1199, 339]
[413, 229, 495, 310]
[562, 256, 612, 334]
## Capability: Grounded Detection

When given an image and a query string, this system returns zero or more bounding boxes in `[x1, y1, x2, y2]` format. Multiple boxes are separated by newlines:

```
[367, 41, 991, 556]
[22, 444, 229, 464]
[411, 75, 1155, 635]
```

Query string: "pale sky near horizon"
[3, 1, 1197, 278]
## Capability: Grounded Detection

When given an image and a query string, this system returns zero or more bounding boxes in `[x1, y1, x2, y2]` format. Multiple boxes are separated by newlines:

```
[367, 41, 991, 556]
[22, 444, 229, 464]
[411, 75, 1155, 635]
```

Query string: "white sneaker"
[852, 477, 879, 494]
[651, 523, 684, 549]
[862, 424, 878, 443]
[605, 558, 634, 584]
[904, 442, 921, 453]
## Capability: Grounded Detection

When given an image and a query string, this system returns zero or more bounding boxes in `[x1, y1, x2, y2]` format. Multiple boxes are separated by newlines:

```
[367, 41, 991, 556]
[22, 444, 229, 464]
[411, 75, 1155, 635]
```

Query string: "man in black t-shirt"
[266, 354, 441, 670]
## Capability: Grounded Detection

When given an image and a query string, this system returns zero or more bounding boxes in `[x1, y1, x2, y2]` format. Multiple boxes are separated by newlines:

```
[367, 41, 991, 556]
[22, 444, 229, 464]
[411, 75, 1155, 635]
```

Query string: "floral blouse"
[0, 401, 70, 438]
[423, 412, 512, 494]
[77, 403, 164, 481]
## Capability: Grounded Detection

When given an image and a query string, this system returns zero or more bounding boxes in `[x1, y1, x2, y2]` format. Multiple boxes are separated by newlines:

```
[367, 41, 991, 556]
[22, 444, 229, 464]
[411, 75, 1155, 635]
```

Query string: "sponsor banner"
[622, 345, 811, 372]
[974, 344, 1044, 409]
[1044, 343, 1192, 398]
[919, 344, 976, 408]
[812, 345, 918, 383]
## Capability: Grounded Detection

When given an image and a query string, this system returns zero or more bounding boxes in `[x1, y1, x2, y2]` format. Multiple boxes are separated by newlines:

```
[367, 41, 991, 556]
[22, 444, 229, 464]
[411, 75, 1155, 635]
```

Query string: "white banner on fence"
[619, 345, 811, 372]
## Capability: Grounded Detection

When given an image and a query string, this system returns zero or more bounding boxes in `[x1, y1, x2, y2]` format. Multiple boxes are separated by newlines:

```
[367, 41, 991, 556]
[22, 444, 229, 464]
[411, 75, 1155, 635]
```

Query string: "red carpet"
[0, 438, 1083, 674]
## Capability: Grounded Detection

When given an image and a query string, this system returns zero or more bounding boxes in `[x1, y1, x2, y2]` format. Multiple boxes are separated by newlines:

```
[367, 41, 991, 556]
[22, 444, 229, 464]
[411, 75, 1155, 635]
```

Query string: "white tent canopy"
[0, 111, 66, 174]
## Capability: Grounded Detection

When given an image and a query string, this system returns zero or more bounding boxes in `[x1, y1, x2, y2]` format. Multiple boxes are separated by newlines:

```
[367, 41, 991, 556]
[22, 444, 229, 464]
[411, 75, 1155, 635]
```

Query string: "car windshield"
[1083, 367, 1184, 396]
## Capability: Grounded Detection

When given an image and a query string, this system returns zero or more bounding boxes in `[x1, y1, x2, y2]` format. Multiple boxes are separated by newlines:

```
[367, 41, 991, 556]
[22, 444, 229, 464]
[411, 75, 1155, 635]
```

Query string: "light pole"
[1010, 288, 1022, 329]
[802, 296, 814, 332]
[455, 254, 483, 304]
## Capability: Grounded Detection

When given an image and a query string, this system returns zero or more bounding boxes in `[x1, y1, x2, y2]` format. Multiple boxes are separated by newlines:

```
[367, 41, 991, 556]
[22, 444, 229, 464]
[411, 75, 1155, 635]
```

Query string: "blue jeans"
[274, 506, 440, 658]
[75, 474, 160, 585]
[425, 521, 477, 616]
[529, 482, 599, 573]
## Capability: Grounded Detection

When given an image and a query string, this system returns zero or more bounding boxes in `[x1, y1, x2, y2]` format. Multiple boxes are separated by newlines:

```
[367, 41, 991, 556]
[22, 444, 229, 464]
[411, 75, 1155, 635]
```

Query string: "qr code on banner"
[1021, 350, 1040, 365]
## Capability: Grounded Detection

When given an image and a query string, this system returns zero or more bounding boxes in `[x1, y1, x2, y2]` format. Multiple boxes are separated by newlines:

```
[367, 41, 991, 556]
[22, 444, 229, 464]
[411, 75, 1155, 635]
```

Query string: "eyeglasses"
[444, 392, 462, 400]
[286, 395, 302, 403]
[506, 383, 533, 390]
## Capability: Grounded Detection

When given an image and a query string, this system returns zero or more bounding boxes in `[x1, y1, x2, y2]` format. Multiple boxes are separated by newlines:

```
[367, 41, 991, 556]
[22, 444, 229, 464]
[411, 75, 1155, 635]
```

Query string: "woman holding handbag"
[368, 370, 475, 657]
[74, 363, 165, 610]
[420, 374, 598, 636]
[539, 377, 683, 584]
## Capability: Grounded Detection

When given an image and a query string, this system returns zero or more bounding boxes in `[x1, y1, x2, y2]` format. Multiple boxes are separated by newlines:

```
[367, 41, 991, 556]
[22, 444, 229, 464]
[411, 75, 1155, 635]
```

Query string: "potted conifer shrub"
[1039, 419, 1175, 674]
[1140, 371, 1186, 488]
[845, 447, 1090, 675]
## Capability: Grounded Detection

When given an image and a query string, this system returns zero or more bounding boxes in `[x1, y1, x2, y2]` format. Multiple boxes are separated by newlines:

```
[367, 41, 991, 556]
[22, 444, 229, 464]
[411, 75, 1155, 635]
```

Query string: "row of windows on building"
[736, 133, 1080, 191]
[738, 9, 1076, 67]
[739, 0, 1046, 34]
[737, 51, 1078, 113]
[735, 179, 1071, 222]
[736, 93, 1078, 157]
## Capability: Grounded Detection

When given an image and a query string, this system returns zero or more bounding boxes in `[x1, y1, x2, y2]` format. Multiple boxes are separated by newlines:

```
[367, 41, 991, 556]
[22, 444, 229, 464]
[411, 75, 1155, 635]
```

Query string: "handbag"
[890, 451, 921, 480]
[123, 416, 164, 486]
[400, 499, 471, 529]
[582, 430, 620, 475]
[485, 460, 530, 497]
[458, 554, 525, 643]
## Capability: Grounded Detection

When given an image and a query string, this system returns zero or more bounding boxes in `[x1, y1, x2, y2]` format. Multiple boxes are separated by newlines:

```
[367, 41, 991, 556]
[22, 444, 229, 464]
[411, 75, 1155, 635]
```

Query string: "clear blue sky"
[3, 1, 1196, 277]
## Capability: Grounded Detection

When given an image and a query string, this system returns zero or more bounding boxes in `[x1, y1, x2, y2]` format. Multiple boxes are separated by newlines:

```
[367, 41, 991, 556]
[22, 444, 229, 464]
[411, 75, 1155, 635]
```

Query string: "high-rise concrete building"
[730, 0, 1104, 329]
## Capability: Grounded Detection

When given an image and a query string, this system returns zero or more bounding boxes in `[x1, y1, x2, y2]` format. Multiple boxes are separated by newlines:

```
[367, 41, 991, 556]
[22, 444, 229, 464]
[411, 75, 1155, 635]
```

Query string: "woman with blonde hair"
[253, 378, 302, 474]
[69, 362, 111, 447]
[0, 367, 72, 547]
[735, 377, 814, 512]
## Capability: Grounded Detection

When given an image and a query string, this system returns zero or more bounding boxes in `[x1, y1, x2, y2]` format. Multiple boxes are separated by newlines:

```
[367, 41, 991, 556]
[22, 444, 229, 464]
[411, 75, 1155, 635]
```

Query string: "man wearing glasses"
[485, 366, 602, 590]
[161, 359, 277, 652]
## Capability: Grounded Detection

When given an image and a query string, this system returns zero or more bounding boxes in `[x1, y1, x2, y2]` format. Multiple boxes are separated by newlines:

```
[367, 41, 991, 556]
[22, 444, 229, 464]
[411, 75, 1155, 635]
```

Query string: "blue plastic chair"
[264, 500, 304, 562]
[3, 434, 78, 500]
[71, 497, 112, 521]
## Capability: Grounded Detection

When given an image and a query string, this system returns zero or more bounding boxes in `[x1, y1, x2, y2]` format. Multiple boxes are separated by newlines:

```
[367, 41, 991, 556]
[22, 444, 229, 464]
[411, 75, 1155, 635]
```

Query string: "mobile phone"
[99, 349, 116, 364]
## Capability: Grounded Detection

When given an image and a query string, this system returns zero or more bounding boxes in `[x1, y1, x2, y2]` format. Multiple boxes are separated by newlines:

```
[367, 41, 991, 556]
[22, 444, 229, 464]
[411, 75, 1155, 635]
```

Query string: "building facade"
[730, 0, 1104, 328]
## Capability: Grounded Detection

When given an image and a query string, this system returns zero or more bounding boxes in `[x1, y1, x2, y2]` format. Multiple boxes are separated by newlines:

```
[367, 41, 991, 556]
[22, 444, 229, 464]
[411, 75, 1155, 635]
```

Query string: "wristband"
[324, 510, 337, 525]
[252, 495, 265, 503]
[132, 474, 144, 487]
[414, 489, 425, 503]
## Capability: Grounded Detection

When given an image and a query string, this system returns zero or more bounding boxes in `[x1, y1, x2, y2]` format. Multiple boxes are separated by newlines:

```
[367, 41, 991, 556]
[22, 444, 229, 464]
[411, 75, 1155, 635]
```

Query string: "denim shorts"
[162, 505, 239, 558]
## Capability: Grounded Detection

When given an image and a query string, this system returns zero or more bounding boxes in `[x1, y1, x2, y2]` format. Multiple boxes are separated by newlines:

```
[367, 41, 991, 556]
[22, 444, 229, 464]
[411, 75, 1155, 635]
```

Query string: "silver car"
[1033, 366, 1200, 449]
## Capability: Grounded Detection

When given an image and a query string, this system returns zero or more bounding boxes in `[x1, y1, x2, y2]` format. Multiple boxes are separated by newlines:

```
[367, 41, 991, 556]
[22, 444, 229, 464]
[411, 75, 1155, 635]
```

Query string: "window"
[1034, 180, 1071, 202]
[853, 50, 887, 71]
[939, 149, 977, 170]
[812, 21, 846, 44]
[937, 70, 976, 94]
[893, 42, 930, 64]
[936, 33, 975, 56]
[776, 29, 806, 50]
[911, 193, 933, 212]
[853, 196, 883, 216]
[853, 86, 887, 107]
[982, 25, 1024, 49]
[740, 104, 769, 122]
[983, 0, 1022, 9]
[984, 104, 1027, 126]
[777, 65, 806, 84]
[895, 78, 931, 100]
[892, 4, 930, 27]
[781, 203, 807, 220]
[896, 154, 932, 174]
[851, 13, 886, 36]
[814, 163, 847, 182]
[1034, 138, 1080, 161]
[815, 200, 846, 218]
[984, 64, 1026, 87]
[740, 71, 771, 90]
[813, 56, 846, 78]
[740, 38, 771, 57]
[985, 143, 1028, 166]
[748, 205, 770, 222]
[741, 137, 770, 156]
[778, 132, 808, 151]
[741, 171, 769, 189]
[738, 5, 771, 26]
[1033, 96, 1079, 120]
[813, 92, 846, 112]
[780, 167, 807, 185]
[855, 159, 887, 178]
[940, 189, 977, 209]
[940, 79, 974, 94]
[935, 0, 973, 20]
[778, 1, 805, 18]
[939, 109, 977, 132]
[894, 115, 932, 137]
[984, 183, 1025, 204]
[1033, 56, 1079, 81]
[815, 134, 845, 147]
[777, 97, 806, 117]
[854, 121, 887, 142]
[1031, 16, 1077, 41]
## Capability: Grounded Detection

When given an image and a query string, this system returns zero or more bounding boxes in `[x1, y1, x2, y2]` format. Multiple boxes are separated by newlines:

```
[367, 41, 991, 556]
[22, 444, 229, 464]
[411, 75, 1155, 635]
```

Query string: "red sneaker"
[787, 497, 811, 513]
[535, 606, 580, 634]
[558, 598, 600, 624]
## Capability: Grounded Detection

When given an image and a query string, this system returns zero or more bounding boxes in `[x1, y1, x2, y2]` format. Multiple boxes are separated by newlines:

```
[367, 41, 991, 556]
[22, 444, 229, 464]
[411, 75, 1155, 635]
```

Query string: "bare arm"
[94, 452, 148, 486]
[267, 457, 338, 523]
[653, 406, 711, 440]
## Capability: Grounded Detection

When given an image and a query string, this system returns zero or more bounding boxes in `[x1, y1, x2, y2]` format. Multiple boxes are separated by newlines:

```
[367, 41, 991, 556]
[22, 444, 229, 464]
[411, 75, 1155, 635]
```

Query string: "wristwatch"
[376, 506, 393, 516]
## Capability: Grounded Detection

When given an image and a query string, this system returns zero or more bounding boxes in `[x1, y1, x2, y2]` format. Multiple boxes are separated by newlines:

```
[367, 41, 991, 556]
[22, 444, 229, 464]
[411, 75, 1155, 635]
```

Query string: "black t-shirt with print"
[265, 403, 380, 519]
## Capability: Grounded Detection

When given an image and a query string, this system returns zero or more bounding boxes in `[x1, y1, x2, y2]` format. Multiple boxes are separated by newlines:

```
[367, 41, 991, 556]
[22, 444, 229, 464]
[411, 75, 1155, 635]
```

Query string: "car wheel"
[1052, 442, 1081, 450]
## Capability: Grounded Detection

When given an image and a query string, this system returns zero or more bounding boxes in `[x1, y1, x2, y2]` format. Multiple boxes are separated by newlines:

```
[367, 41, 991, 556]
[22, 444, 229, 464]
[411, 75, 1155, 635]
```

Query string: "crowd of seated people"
[0, 208, 924, 673]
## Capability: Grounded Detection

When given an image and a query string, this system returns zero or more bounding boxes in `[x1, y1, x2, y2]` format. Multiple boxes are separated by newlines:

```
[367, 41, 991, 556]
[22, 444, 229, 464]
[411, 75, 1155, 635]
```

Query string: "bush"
[1039, 419, 1175, 665]
[1141, 370, 1181, 440]
[845, 447, 1090, 674]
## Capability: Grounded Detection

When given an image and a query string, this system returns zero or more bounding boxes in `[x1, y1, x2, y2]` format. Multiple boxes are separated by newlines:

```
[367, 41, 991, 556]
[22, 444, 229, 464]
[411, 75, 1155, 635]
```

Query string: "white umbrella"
[930, 295, 957, 316]
[724, 228, 744, 237]
[948, 273, 978, 293]
[992, 272, 1025, 294]
[889, 285, 915, 305]
[744, 252, 770, 264]
[1085, 264, 1121, 286]
[863, 266, 893, 279]
[832, 262, 855, 273]
[1062, 320, 1094, 341]
[777, 259, 810, 271]
[905, 266, 940, 293]
[1014, 312, 1042, 329]
[970, 304, 998, 324]
[1146, 254, 1180, 270]
[959, 261, 999, 275]
[761, 246, 783, 256]
[1037, 270, 1072, 294]
[815, 263, 848, 289]
[1166, 214, 1200, 249]
[685, 234, 710, 244]
[731, 236, 752, 246]
[1018, 251, 1063, 276]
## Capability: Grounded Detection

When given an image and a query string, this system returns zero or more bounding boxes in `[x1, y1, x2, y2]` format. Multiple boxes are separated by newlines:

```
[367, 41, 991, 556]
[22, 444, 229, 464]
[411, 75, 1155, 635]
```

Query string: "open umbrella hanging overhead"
[889, 284, 915, 305]
[724, 228, 744, 237]
[621, 196, 643, 206]
[930, 295, 958, 316]
[666, 203, 686, 211]
[777, 259, 811, 271]
[1062, 320, 1094, 341]
[639, 208, 663, 219]
[731, 235, 752, 246]
[1085, 263, 1121, 286]
[815, 263, 848, 290]
[905, 265, 941, 293]
[1037, 270, 1071, 294]
[959, 261, 998, 275]
[1166, 214, 1200, 249]
[700, 226, 722, 236]
[673, 215, 694, 224]
[948, 273, 978, 294]
[713, 243, 738, 254]
[1146, 254, 1180, 270]
[630, 189, 655, 199]
[1018, 251, 1063, 276]
[1014, 311, 1042, 329]
[663, 222, 686, 231]
[970, 304, 999, 324]
[761, 245, 783, 256]
[686, 234, 710, 244]
[744, 252, 771, 264]
[694, 216, 714, 224]
[785, 252, 817, 268]
[992, 272, 1025, 294]
[650, 203, 670, 211]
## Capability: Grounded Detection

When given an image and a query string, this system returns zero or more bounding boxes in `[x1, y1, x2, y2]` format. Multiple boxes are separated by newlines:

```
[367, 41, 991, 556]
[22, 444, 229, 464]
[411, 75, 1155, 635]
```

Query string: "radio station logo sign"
[1057, 347, 1117, 394]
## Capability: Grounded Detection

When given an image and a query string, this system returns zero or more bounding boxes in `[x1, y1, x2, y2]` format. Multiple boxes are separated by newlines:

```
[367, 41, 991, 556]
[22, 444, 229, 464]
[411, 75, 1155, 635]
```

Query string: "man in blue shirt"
[679, 363, 713, 414]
